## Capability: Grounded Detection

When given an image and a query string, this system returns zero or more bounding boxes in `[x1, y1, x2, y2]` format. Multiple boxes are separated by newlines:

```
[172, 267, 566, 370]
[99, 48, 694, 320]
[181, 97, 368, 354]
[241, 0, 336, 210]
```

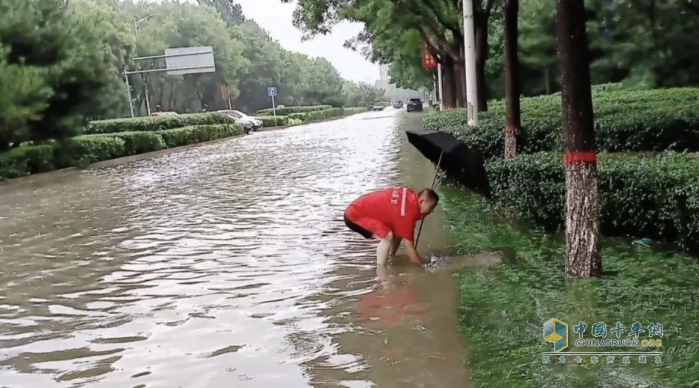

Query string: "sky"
[184, 0, 379, 83]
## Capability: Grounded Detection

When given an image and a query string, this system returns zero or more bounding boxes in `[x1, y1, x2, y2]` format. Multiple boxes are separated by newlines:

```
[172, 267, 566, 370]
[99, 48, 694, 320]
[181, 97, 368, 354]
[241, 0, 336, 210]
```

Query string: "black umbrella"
[406, 129, 491, 246]
[406, 129, 490, 197]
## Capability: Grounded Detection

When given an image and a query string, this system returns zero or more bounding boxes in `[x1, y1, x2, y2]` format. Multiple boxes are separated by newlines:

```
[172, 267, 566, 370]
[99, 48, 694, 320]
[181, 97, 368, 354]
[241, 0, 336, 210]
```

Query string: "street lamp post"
[133, 14, 155, 116]
[462, 0, 479, 125]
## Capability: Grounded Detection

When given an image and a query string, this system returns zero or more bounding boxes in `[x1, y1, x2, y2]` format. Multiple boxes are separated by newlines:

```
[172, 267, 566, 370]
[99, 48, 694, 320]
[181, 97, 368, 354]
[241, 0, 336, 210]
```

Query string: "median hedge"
[288, 107, 344, 122]
[486, 152, 699, 252]
[423, 88, 699, 160]
[157, 124, 242, 147]
[0, 124, 243, 181]
[86, 113, 235, 135]
[93, 132, 167, 156]
[258, 116, 289, 127]
[257, 105, 331, 116]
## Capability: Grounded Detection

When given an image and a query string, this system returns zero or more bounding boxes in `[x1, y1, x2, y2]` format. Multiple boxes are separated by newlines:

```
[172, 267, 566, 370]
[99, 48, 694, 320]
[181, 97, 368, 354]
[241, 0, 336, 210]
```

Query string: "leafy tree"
[286, 0, 500, 111]
[197, 0, 245, 26]
[0, 0, 134, 150]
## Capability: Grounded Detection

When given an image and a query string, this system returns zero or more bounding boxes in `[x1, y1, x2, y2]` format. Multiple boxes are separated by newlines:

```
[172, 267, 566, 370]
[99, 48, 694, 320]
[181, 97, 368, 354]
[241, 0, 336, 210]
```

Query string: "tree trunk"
[455, 62, 465, 108]
[503, 0, 520, 158]
[441, 61, 457, 110]
[475, 15, 489, 112]
[555, 0, 602, 277]
[545, 68, 552, 94]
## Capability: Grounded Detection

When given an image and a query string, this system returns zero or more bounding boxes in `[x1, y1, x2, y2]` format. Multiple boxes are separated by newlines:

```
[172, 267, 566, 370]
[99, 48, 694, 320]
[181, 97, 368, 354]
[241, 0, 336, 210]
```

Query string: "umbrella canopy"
[406, 129, 490, 198]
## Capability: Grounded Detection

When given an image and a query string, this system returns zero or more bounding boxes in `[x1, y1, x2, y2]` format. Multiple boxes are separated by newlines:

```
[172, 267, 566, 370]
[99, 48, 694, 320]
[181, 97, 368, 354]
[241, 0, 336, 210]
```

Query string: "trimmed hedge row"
[487, 152, 699, 252]
[86, 113, 235, 135]
[288, 107, 344, 122]
[257, 105, 331, 116]
[259, 107, 368, 128]
[157, 124, 242, 147]
[259, 116, 289, 127]
[423, 88, 699, 160]
[0, 124, 243, 181]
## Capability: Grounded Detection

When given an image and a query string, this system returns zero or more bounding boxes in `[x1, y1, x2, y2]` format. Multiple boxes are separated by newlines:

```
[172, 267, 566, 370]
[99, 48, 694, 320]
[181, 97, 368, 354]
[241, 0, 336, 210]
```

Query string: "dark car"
[407, 98, 424, 112]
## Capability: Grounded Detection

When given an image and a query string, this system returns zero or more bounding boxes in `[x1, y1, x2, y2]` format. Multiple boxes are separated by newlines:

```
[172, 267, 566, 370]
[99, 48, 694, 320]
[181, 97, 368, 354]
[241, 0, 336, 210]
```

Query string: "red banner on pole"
[422, 42, 437, 69]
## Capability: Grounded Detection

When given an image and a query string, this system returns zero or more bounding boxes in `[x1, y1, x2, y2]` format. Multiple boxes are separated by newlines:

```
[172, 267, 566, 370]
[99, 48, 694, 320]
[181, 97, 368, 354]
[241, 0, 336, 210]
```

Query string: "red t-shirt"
[345, 187, 423, 241]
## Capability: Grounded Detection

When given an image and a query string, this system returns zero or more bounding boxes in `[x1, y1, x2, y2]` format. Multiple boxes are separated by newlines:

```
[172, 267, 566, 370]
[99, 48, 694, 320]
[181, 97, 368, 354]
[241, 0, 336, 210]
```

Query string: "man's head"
[418, 188, 440, 216]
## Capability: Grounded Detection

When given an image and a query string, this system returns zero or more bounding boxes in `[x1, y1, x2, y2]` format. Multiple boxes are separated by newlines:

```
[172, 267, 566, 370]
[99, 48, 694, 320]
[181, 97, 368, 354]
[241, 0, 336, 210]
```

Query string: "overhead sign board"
[165, 46, 215, 75]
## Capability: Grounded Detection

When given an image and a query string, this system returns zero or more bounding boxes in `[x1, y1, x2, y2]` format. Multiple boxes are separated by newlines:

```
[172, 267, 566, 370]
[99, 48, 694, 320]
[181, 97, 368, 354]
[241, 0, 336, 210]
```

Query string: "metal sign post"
[268, 87, 278, 118]
[124, 71, 135, 118]
[124, 46, 216, 117]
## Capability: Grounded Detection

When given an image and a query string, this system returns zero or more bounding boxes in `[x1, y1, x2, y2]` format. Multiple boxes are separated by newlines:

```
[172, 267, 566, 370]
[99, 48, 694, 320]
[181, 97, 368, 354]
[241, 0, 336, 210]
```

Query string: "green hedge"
[257, 105, 331, 116]
[93, 132, 167, 156]
[288, 107, 344, 122]
[423, 88, 699, 160]
[86, 113, 235, 135]
[157, 124, 243, 148]
[0, 148, 32, 180]
[0, 124, 243, 181]
[61, 136, 127, 167]
[258, 116, 289, 127]
[343, 107, 368, 115]
[487, 152, 699, 252]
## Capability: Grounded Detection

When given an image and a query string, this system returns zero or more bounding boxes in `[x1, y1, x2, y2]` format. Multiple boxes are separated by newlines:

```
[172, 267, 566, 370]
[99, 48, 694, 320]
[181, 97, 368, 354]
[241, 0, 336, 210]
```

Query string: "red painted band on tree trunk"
[565, 151, 597, 164]
[505, 125, 518, 133]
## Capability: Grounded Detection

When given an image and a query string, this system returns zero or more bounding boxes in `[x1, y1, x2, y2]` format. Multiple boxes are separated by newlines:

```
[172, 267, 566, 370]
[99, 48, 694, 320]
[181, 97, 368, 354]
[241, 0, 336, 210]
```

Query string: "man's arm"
[403, 239, 424, 267]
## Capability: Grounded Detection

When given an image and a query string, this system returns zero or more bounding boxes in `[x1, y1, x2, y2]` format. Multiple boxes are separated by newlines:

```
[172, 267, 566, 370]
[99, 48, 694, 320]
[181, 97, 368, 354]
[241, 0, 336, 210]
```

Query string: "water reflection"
[0, 109, 468, 387]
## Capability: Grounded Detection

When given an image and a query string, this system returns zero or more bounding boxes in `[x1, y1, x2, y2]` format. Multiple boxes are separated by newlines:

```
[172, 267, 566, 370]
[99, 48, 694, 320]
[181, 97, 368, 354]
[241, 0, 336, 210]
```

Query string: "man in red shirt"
[344, 187, 439, 267]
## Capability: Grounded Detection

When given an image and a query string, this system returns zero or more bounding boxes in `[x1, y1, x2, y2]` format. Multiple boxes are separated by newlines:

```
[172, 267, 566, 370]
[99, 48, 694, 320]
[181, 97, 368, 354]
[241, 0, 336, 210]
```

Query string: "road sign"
[268, 87, 277, 97]
[165, 46, 215, 75]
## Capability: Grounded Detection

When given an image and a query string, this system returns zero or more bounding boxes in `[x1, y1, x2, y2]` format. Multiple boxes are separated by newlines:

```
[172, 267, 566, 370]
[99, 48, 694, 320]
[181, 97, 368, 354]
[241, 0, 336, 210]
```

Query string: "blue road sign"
[268, 87, 277, 97]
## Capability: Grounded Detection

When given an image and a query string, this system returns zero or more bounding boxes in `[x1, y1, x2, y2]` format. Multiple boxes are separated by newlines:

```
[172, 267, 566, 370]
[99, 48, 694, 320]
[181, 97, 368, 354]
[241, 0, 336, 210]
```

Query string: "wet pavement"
[0, 109, 469, 387]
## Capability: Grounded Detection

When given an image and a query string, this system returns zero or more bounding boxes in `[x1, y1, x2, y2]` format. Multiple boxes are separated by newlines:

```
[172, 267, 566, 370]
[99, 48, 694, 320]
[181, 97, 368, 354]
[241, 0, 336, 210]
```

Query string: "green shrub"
[157, 124, 242, 148]
[486, 152, 699, 252]
[0, 144, 62, 180]
[423, 88, 699, 159]
[86, 113, 235, 135]
[24, 144, 58, 173]
[257, 105, 331, 116]
[259, 116, 289, 127]
[343, 107, 368, 115]
[59, 136, 127, 167]
[0, 148, 31, 180]
[92, 132, 166, 156]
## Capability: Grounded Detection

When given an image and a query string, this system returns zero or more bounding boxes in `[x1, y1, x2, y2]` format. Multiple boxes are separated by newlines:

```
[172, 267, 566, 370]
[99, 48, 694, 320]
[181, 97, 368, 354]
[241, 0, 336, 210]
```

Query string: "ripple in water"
[0, 110, 469, 388]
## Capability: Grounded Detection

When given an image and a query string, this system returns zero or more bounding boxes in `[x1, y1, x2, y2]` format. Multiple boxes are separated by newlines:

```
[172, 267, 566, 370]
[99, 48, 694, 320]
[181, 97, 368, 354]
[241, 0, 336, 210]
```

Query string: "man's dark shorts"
[344, 212, 374, 239]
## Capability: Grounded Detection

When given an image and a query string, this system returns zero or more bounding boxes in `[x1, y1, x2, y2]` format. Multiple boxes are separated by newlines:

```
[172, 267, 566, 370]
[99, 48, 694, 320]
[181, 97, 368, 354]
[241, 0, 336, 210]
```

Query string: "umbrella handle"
[417, 151, 443, 248]
[431, 151, 444, 189]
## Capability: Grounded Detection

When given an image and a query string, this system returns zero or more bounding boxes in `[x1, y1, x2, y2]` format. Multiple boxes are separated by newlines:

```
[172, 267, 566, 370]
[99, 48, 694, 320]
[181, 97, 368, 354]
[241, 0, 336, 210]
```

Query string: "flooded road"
[0, 109, 468, 387]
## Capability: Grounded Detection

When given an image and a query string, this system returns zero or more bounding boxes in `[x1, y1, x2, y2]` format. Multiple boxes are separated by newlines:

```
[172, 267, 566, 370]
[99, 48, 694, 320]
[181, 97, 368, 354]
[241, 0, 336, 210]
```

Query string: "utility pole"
[462, 0, 479, 125]
[134, 14, 155, 116]
[437, 57, 444, 111]
[555, 0, 602, 277]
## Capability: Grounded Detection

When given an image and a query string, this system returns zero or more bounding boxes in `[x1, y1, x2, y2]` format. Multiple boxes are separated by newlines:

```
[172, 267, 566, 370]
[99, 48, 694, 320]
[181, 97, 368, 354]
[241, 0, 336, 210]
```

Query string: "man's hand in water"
[403, 240, 424, 267]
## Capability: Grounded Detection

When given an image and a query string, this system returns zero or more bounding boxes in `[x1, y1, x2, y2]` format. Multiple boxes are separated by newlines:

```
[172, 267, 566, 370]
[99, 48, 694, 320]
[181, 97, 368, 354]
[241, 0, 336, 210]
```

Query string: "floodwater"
[0, 109, 469, 387]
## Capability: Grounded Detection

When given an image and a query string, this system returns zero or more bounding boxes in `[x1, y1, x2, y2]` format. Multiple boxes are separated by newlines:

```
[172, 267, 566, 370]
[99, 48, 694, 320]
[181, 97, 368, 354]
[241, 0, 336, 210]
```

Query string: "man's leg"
[376, 231, 393, 266]
[389, 236, 402, 257]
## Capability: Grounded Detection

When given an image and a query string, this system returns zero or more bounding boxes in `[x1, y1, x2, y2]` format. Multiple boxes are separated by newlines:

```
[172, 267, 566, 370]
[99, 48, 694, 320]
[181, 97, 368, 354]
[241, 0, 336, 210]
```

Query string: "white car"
[217, 110, 263, 131]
